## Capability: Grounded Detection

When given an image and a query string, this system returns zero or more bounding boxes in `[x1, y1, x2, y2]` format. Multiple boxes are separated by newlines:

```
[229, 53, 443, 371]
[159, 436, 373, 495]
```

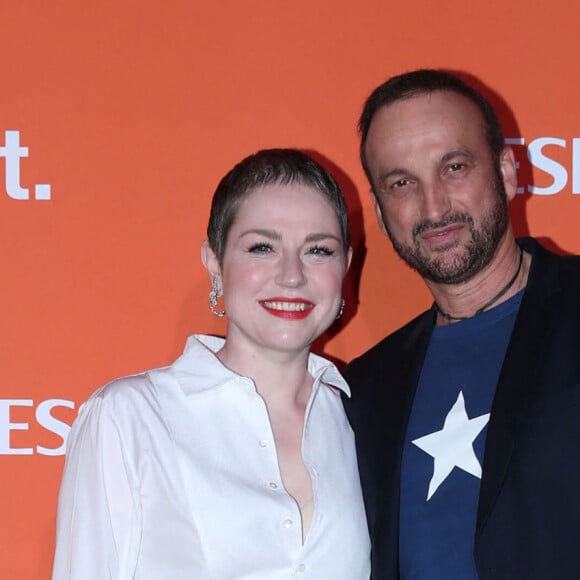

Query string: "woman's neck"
[216, 341, 313, 407]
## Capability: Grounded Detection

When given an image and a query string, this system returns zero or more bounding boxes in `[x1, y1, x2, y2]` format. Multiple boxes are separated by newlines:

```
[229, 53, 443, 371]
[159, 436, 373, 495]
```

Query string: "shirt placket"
[251, 386, 307, 576]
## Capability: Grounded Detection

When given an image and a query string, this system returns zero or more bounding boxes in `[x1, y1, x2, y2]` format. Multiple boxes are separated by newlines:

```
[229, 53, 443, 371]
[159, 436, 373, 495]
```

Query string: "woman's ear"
[346, 246, 353, 271]
[201, 240, 221, 280]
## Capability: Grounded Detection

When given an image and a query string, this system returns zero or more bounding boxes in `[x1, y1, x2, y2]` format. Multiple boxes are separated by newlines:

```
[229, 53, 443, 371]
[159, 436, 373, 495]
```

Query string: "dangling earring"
[209, 277, 225, 317]
[336, 298, 345, 320]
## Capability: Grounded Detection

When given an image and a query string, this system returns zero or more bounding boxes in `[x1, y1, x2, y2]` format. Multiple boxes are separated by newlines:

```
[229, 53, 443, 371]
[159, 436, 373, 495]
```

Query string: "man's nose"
[420, 179, 452, 221]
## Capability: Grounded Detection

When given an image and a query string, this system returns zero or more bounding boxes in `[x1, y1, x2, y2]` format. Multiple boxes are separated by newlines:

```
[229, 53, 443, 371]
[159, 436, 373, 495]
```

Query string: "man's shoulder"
[557, 252, 580, 276]
[521, 237, 580, 291]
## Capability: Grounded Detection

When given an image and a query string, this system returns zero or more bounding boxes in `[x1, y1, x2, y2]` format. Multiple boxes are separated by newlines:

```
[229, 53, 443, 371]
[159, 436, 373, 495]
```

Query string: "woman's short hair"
[207, 148, 350, 264]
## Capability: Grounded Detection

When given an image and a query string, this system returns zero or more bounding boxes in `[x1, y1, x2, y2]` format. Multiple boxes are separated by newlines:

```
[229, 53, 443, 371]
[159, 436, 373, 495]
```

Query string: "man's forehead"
[366, 91, 486, 154]
[372, 90, 482, 124]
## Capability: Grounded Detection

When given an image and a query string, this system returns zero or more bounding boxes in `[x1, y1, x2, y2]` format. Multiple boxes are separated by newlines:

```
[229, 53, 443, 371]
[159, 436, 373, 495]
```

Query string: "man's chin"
[428, 239, 462, 254]
[415, 249, 476, 285]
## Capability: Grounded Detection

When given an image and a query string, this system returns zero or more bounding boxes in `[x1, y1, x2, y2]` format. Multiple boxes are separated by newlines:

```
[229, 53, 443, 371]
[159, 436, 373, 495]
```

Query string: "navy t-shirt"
[399, 291, 523, 579]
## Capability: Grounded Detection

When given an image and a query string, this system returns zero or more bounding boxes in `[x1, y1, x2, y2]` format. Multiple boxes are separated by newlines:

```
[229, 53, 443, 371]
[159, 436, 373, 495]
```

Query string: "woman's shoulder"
[78, 364, 180, 426]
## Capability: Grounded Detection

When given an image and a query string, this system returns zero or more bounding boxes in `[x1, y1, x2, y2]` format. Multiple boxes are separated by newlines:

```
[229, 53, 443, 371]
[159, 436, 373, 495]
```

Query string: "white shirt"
[53, 335, 370, 580]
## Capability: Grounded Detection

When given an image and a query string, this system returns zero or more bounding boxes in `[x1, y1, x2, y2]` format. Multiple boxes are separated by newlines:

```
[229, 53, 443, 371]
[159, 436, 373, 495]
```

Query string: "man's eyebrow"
[441, 149, 474, 163]
[376, 167, 408, 183]
[375, 149, 476, 183]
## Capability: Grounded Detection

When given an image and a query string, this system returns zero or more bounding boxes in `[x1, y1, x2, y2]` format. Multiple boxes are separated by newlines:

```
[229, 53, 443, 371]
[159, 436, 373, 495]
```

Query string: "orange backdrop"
[1, 0, 579, 576]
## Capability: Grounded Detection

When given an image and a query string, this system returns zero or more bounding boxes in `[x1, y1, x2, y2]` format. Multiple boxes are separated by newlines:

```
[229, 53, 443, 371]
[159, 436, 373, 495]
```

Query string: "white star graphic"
[412, 390, 490, 501]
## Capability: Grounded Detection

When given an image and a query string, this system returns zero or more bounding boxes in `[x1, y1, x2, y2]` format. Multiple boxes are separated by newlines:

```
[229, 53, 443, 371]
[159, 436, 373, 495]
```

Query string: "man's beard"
[385, 176, 510, 285]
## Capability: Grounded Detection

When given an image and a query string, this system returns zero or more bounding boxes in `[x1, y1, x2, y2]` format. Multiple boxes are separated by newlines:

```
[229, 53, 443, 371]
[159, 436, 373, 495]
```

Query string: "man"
[343, 69, 580, 579]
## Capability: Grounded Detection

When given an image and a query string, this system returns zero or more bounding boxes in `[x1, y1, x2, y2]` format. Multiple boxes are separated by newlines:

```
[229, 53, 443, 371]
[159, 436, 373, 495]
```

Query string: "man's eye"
[392, 178, 410, 189]
[448, 163, 465, 172]
[248, 243, 273, 254]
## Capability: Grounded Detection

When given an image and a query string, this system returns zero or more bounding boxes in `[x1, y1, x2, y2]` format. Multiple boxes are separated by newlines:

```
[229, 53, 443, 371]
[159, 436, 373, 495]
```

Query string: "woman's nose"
[275, 253, 306, 287]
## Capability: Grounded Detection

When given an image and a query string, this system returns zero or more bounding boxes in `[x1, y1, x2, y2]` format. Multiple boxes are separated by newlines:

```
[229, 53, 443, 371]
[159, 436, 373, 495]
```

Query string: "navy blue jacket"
[344, 238, 580, 579]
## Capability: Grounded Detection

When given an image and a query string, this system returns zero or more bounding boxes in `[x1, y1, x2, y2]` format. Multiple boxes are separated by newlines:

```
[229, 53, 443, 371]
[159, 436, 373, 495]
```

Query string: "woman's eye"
[308, 245, 334, 257]
[248, 243, 273, 254]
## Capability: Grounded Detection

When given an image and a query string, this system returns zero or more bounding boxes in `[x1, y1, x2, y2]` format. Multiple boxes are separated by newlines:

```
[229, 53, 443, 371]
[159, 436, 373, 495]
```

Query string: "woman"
[53, 149, 370, 579]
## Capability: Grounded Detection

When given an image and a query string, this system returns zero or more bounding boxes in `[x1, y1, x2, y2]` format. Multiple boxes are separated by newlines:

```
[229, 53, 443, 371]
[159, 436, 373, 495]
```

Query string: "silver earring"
[336, 298, 345, 320]
[209, 277, 225, 317]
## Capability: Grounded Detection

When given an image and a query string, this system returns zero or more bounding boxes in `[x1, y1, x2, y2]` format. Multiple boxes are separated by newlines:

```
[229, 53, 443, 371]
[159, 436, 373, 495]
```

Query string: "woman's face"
[204, 182, 351, 358]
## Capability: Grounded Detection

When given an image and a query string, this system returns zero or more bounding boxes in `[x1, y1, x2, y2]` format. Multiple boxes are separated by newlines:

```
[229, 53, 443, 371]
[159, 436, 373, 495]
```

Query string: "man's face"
[364, 90, 515, 284]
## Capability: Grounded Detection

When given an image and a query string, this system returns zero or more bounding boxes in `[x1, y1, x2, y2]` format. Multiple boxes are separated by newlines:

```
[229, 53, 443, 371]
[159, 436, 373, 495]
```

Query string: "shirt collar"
[169, 334, 351, 397]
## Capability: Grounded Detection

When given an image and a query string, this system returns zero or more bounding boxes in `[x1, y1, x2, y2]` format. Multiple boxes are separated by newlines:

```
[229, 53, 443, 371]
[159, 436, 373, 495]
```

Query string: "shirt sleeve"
[52, 391, 141, 580]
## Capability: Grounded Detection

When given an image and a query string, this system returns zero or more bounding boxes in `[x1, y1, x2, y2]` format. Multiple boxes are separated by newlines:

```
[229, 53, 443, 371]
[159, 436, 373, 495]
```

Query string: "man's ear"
[201, 240, 221, 282]
[372, 192, 389, 236]
[499, 146, 518, 202]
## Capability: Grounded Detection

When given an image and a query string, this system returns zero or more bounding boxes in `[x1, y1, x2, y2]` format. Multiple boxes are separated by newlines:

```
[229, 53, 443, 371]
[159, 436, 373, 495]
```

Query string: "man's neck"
[427, 237, 530, 325]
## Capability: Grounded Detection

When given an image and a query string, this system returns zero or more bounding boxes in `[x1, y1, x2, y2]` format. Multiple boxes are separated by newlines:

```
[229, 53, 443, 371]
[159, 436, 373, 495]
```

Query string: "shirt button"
[283, 519, 293, 528]
[269, 482, 278, 489]
[298, 563, 306, 572]
[258, 439, 268, 447]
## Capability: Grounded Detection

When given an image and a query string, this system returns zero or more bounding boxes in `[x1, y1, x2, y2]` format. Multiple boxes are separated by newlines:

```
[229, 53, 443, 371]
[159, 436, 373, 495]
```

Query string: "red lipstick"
[259, 297, 315, 320]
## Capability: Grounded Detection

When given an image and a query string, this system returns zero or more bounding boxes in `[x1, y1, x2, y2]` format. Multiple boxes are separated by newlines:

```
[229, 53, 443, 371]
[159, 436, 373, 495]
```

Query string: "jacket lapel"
[375, 310, 436, 574]
[476, 239, 561, 537]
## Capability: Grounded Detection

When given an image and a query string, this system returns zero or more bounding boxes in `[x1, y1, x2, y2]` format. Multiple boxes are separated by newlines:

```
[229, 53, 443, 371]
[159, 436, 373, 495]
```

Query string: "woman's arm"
[52, 392, 141, 580]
